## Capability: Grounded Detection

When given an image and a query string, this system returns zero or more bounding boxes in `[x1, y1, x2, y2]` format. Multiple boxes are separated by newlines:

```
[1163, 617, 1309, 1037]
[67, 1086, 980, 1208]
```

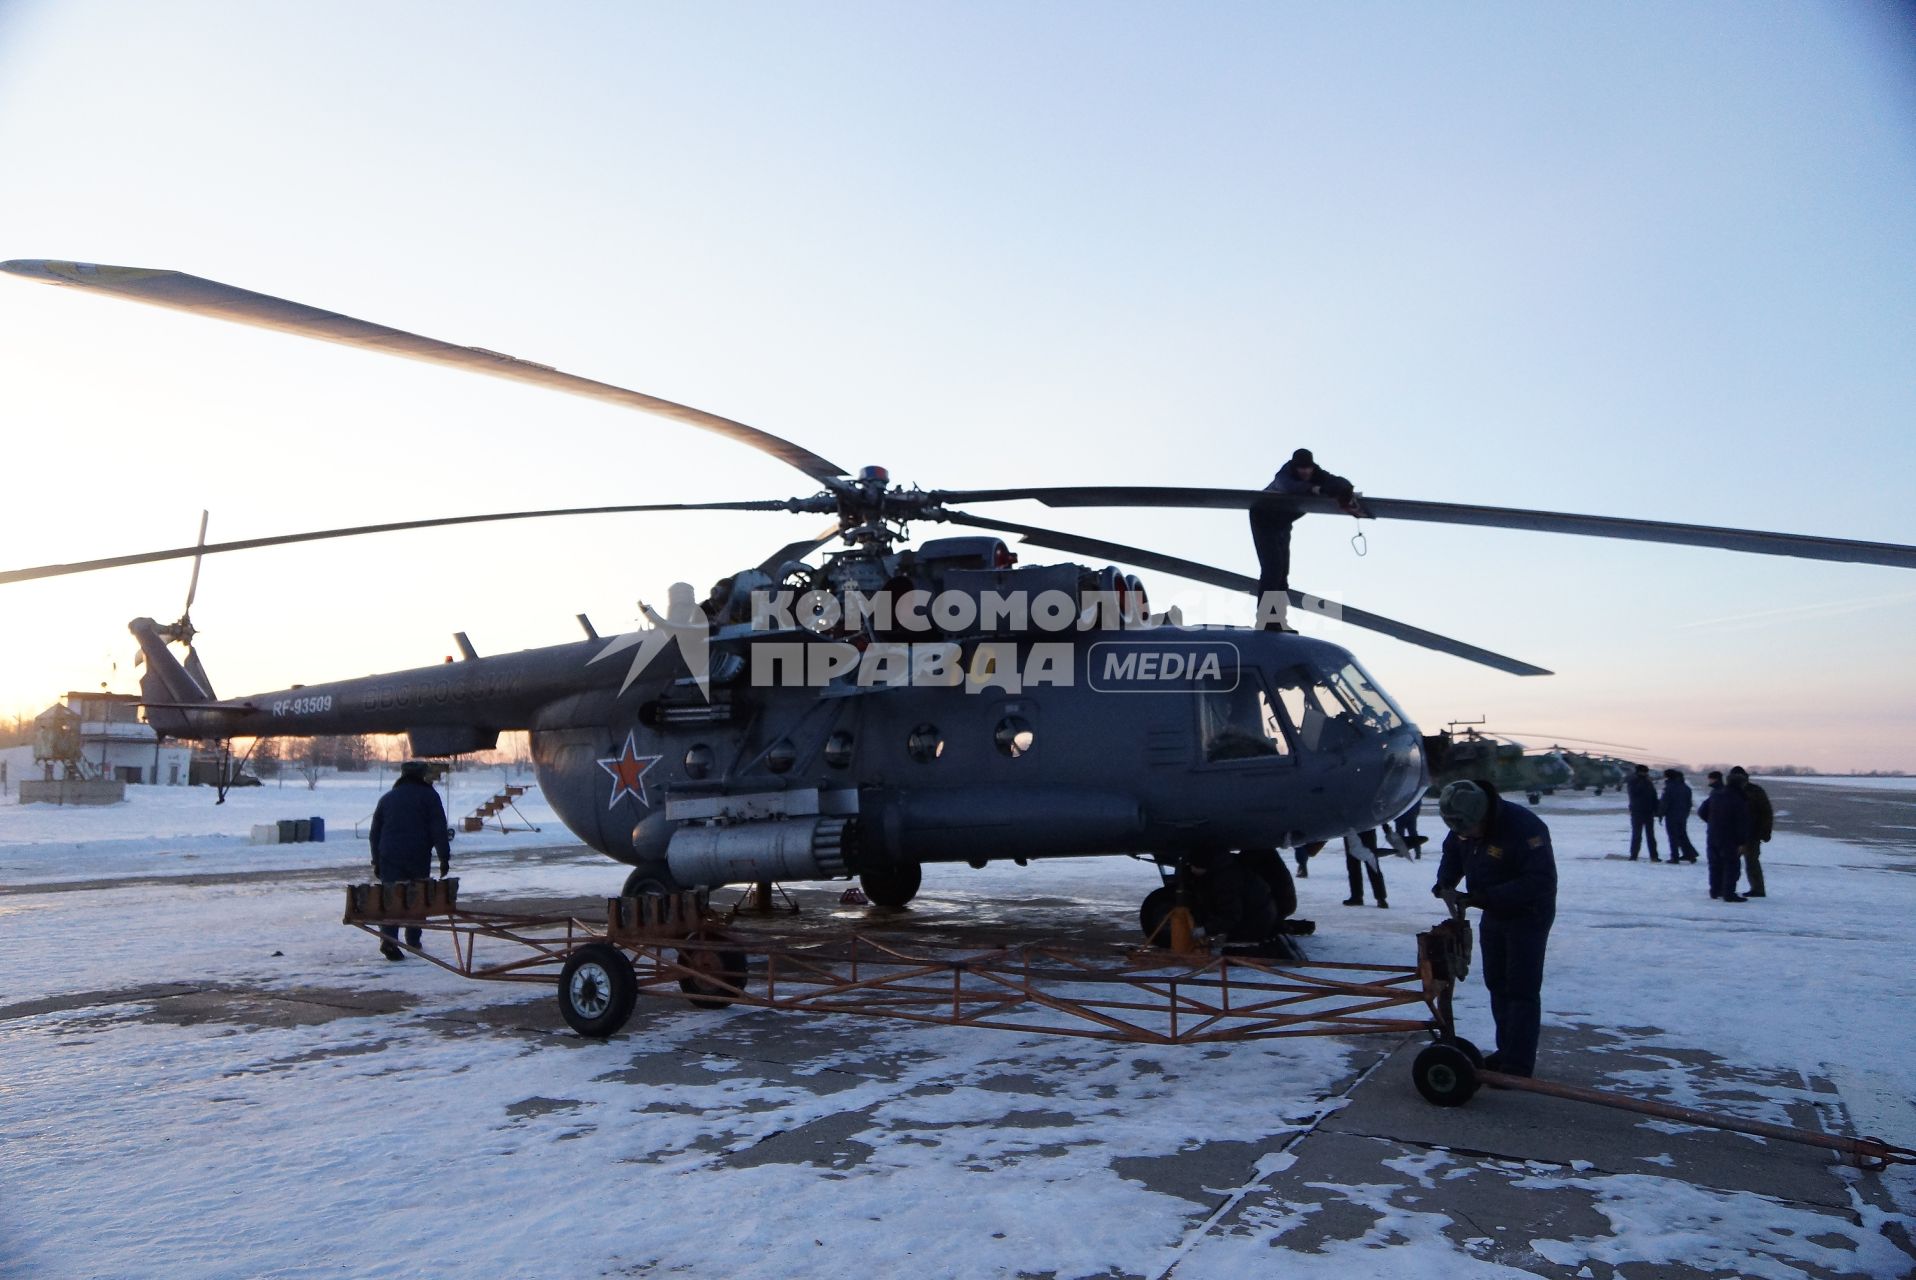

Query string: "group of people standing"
[1626, 762, 1772, 901]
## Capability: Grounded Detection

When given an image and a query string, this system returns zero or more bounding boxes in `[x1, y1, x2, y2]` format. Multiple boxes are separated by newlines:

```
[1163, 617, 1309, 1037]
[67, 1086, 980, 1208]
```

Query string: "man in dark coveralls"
[368, 760, 453, 960]
[1432, 779, 1558, 1077]
[1697, 770, 1750, 903]
[1659, 768, 1701, 863]
[1626, 763, 1661, 861]
[1248, 448, 1361, 629]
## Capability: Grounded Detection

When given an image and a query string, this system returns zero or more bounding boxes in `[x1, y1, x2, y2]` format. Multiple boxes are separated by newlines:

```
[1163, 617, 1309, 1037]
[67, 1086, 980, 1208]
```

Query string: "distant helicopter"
[1552, 749, 1631, 795]
[4, 258, 1913, 945]
[1422, 724, 1574, 806]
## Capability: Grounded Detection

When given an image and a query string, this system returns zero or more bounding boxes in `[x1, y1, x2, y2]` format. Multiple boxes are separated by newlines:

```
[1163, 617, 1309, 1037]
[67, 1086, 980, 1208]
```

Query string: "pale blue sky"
[1, 1, 1912, 768]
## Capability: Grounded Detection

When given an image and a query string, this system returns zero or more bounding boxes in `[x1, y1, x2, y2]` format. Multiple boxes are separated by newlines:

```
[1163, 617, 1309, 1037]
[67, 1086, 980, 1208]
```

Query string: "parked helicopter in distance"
[1422, 723, 1578, 806]
[5, 258, 1914, 946]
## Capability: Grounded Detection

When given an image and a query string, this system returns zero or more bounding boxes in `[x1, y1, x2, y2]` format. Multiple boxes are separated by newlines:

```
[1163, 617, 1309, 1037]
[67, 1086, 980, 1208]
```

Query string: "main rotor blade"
[183, 509, 208, 612]
[3, 259, 848, 484]
[0, 500, 798, 587]
[939, 510, 1553, 676]
[934, 487, 1916, 569]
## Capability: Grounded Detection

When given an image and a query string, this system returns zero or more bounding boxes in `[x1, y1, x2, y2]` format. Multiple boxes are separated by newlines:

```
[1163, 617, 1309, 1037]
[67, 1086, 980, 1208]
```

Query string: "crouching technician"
[1432, 779, 1558, 1077]
[368, 760, 453, 961]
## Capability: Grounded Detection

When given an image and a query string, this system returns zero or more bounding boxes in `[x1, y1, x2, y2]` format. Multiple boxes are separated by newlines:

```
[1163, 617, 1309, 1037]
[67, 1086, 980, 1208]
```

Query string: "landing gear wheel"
[1139, 885, 1176, 944]
[675, 931, 747, 1010]
[859, 861, 922, 908]
[1238, 848, 1298, 920]
[622, 862, 678, 898]
[1412, 1041, 1481, 1107]
[1440, 1034, 1485, 1069]
[557, 943, 637, 1038]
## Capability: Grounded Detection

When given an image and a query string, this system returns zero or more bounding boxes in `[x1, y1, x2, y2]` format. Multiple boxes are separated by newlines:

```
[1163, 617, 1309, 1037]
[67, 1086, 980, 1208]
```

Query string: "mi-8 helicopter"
[1422, 724, 1575, 806]
[5, 258, 1913, 945]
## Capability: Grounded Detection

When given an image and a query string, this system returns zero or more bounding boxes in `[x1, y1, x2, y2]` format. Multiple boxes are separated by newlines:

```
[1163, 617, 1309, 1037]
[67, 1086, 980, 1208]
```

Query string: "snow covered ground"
[0, 772, 557, 884]
[1758, 775, 1916, 792]
[0, 782, 1911, 1278]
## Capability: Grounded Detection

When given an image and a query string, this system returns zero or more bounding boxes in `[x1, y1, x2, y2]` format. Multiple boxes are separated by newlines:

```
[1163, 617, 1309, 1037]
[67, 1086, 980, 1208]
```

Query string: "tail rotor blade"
[183, 509, 208, 613]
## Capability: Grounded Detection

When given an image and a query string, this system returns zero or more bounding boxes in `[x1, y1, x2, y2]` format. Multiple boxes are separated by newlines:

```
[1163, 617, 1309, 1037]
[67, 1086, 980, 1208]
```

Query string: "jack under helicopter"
[5, 258, 1914, 947]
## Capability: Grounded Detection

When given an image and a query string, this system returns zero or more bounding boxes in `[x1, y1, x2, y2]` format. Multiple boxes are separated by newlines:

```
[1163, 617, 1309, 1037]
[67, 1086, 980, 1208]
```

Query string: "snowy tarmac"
[1, 776, 1912, 1278]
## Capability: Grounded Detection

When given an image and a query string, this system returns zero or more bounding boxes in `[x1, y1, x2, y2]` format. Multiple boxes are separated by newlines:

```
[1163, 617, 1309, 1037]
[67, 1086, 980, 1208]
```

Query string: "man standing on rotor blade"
[1433, 779, 1558, 1078]
[1249, 448, 1363, 632]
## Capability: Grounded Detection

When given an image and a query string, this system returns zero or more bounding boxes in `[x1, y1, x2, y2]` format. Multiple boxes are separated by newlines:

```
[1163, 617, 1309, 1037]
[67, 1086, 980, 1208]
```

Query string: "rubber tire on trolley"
[675, 931, 748, 1010]
[558, 943, 638, 1039]
[859, 861, 922, 908]
[1412, 1041, 1481, 1107]
[1441, 1034, 1486, 1069]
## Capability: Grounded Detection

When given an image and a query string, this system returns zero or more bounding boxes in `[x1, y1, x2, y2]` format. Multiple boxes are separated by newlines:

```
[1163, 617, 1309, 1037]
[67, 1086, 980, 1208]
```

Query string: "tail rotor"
[138, 510, 215, 699]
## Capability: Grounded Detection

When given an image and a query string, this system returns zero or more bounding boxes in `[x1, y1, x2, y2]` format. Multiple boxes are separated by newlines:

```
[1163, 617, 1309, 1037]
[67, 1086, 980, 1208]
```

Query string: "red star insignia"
[597, 731, 662, 809]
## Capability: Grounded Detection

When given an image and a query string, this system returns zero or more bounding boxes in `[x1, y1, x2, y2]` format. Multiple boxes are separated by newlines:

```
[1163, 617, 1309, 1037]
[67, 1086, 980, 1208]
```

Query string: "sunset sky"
[2, 1, 1912, 769]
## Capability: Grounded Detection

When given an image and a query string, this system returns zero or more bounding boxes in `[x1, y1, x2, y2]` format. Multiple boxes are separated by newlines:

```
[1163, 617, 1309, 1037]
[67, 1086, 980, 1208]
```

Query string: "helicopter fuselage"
[132, 593, 1427, 891]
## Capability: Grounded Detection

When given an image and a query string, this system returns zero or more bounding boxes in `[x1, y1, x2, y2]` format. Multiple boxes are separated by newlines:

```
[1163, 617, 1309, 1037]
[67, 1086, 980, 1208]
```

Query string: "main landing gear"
[1140, 849, 1300, 950]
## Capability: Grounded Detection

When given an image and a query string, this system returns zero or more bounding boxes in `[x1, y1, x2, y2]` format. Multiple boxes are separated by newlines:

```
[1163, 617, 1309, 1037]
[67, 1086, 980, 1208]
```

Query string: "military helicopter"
[1422, 723, 1574, 806]
[5, 258, 1913, 944]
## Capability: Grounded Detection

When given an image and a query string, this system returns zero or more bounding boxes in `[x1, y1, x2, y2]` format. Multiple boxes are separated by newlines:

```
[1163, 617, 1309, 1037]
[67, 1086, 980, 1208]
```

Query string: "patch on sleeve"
[1528, 835, 1544, 849]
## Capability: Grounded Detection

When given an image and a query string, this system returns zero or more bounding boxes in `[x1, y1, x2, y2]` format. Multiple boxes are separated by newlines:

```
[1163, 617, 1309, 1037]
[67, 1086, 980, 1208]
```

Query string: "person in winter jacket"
[1697, 770, 1751, 902]
[1248, 448, 1361, 629]
[1659, 768, 1700, 863]
[1342, 828, 1389, 908]
[1433, 779, 1557, 1077]
[1626, 764, 1661, 861]
[368, 760, 453, 960]
[1729, 766, 1772, 897]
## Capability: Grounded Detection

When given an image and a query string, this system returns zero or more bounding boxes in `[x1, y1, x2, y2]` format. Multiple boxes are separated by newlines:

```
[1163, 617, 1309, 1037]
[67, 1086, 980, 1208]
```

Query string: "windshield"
[1320, 660, 1406, 732]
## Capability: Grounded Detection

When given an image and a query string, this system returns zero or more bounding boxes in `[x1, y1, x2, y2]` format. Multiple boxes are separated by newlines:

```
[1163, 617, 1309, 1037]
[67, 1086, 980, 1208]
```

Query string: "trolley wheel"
[1441, 1034, 1486, 1069]
[1139, 885, 1176, 944]
[675, 932, 748, 1010]
[557, 943, 638, 1039]
[859, 861, 922, 908]
[1412, 1042, 1481, 1107]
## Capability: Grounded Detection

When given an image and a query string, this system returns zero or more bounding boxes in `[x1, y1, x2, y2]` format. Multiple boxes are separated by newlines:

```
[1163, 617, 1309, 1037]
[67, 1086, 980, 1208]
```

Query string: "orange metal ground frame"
[342, 884, 1452, 1046]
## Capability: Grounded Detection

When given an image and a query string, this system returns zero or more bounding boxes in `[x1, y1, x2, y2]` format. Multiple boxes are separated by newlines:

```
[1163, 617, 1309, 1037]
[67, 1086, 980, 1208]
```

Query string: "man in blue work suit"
[1659, 768, 1701, 863]
[368, 760, 453, 960]
[1626, 764, 1661, 861]
[1432, 779, 1557, 1077]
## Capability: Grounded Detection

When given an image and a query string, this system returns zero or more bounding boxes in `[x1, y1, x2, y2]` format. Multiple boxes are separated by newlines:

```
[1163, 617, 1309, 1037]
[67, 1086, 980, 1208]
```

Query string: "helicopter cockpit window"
[1270, 666, 1355, 754]
[1322, 661, 1405, 732]
[1200, 671, 1293, 763]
